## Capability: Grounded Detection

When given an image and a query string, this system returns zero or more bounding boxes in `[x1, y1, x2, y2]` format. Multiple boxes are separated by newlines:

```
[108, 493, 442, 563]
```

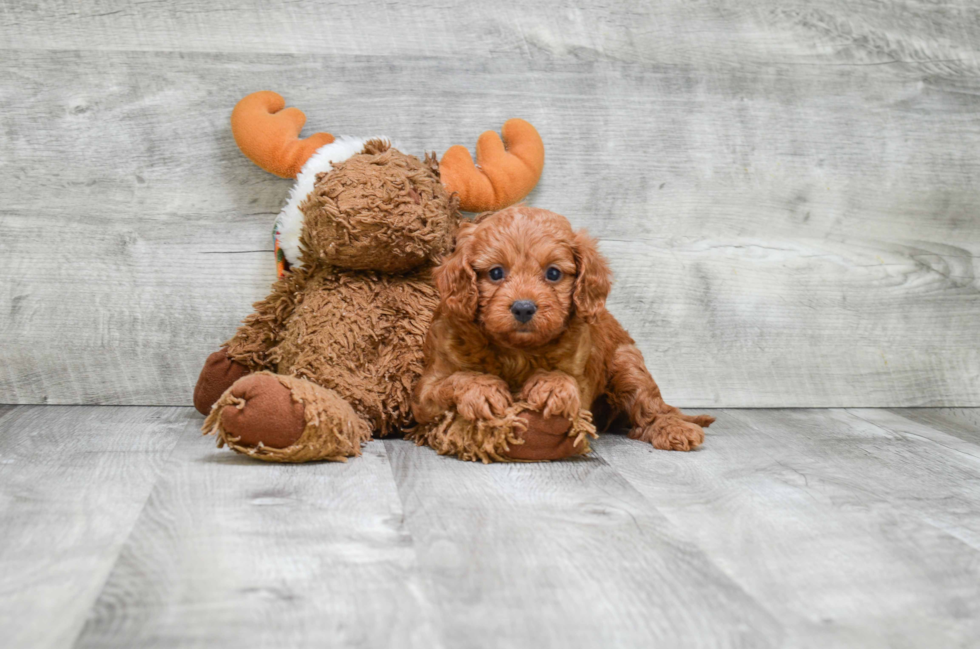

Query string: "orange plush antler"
[439, 119, 545, 212]
[231, 91, 335, 178]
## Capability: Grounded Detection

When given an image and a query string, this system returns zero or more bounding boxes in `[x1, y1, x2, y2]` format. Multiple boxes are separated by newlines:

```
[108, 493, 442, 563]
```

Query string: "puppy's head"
[435, 206, 611, 349]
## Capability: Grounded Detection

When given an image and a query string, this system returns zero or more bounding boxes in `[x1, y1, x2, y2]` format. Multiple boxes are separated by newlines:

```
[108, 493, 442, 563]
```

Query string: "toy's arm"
[194, 272, 302, 415]
[224, 270, 304, 371]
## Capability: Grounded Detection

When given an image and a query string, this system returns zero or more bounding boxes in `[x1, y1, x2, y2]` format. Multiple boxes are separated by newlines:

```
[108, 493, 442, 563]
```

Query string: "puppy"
[412, 206, 713, 457]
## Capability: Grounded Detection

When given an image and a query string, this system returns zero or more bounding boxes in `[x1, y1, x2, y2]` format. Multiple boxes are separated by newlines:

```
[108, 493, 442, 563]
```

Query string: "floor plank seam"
[587, 440, 785, 631]
[846, 408, 980, 462]
[64, 411, 190, 649]
[377, 438, 453, 648]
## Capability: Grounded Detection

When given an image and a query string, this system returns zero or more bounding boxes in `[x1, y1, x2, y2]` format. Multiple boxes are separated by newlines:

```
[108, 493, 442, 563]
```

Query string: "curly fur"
[412, 206, 714, 454]
[408, 402, 595, 463]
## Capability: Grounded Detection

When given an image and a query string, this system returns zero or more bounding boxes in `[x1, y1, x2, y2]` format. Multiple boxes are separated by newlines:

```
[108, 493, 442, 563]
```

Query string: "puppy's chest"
[479, 347, 586, 392]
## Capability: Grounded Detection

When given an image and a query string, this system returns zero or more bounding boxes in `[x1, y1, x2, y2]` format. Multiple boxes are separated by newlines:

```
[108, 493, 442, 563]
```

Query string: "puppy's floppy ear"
[572, 229, 612, 321]
[435, 222, 478, 321]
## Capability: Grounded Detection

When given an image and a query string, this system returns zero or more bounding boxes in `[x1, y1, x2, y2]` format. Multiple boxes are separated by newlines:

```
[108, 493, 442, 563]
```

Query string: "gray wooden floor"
[1, 406, 978, 648]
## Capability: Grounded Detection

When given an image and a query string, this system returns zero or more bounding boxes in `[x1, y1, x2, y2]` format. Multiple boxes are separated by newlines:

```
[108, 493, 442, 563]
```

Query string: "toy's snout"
[299, 146, 458, 273]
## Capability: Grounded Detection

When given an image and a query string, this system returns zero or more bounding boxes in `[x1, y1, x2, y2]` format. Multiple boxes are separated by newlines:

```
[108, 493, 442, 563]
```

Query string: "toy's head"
[231, 91, 545, 275]
[297, 140, 457, 273]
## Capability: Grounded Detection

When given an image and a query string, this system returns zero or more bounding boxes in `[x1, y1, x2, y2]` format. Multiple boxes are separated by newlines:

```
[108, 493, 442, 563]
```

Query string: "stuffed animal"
[194, 91, 557, 462]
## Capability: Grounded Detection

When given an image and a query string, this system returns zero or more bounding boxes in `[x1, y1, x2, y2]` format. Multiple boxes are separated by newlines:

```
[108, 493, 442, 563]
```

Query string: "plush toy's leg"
[504, 411, 588, 461]
[202, 372, 372, 462]
[410, 403, 595, 463]
[193, 348, 251, 415]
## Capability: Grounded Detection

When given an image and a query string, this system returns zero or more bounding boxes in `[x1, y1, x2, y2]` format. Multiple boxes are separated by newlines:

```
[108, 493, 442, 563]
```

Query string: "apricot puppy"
[412, 206, 714, 458]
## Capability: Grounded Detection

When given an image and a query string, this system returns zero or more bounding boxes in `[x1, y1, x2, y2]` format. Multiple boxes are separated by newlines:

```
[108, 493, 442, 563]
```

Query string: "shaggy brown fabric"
[506, 411, 584, 461]
[409, 402, 595, 463]
[299, 144, 457, 274]
[204, 143, 461, 462]
[203, 372, 372, 462]
[193, 348, 251, 415]
[221, 268, 305, 372]
[273, 267, 441, 435]
[224, 263, 442, 439]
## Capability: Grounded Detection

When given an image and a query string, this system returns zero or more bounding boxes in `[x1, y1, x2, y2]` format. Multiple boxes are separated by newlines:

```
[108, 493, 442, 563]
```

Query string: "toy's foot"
[411, 403, 596, 463]
[193, 349, 250, 415]
[503, 411, 586, 461]
[219, 373, 306, 449]
[630, 416, 705, 451]
[202, 372, 373, 463]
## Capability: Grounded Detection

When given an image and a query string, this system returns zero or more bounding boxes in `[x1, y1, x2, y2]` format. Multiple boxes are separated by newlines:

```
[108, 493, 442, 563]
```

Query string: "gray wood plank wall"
[1, 1, 978, 406]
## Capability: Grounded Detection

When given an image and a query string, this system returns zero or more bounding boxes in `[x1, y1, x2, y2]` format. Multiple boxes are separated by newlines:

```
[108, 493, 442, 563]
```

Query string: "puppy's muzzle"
[510, 300, 537, 324]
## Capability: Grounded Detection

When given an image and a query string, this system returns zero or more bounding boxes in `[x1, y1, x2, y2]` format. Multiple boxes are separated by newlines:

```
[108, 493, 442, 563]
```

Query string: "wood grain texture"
[594, 409, 980, 647]
[1, 0, 978, 70]
[0, 406, 184, 649]
[73, 423, 434, 649]
[1, 406, 980, 646]
[383, 437, 782, 648]
[1, 2, 979, 406]
[888, 407, 980, 446]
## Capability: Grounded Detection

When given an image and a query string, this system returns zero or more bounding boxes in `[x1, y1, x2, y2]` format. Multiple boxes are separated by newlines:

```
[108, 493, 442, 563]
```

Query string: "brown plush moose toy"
[194, 91, 572, 462]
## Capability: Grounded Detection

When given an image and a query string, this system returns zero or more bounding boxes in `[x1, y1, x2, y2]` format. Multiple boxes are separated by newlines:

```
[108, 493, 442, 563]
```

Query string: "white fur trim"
[275, 136, 390, 268]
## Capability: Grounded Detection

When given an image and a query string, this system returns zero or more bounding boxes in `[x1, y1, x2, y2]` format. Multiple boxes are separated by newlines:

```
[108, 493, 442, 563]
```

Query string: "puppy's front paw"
[630, 416, 704, 452]
[520, 371, 581, 419]
[455, 376, 513, 421]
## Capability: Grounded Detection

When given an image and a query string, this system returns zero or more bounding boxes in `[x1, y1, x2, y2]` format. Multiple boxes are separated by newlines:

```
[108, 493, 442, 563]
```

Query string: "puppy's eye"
[545, 266, 563, 282]
[488, 266, 506, 281]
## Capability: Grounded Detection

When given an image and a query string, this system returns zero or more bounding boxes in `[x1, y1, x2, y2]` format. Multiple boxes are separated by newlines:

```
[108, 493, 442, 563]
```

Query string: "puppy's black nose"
[510, 300, 537, 323]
